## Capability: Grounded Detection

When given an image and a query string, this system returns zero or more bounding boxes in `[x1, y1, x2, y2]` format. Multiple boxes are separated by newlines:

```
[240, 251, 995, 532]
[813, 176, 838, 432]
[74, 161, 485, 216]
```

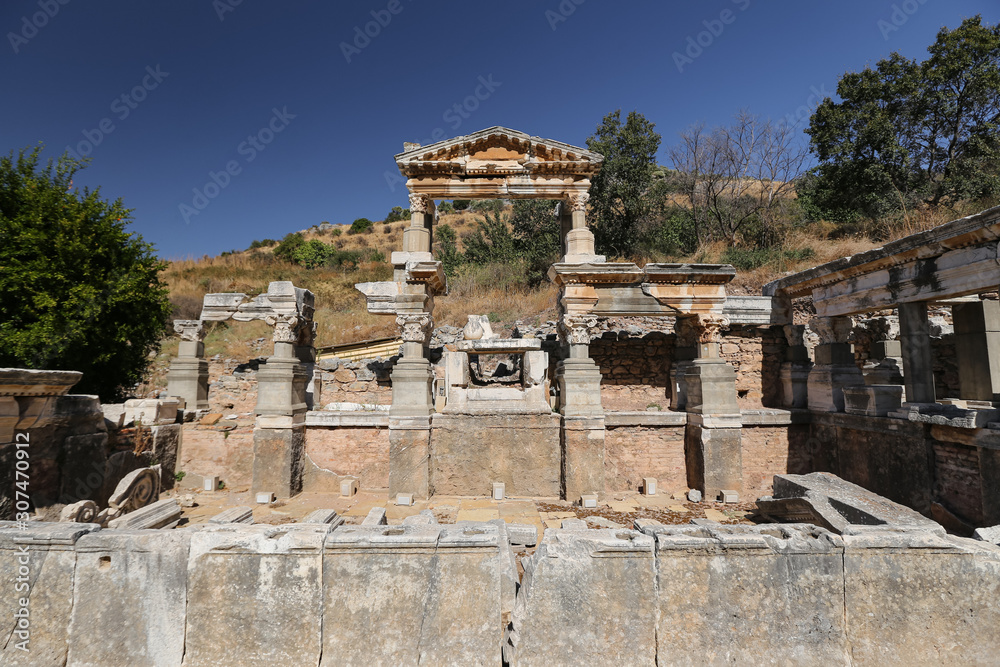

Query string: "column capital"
[782, 323, 806, 347]
[267, 313, 301, 344]
[677, 314, 730, 345]
[567, 192, 590, 212]
[396, 313, 433, 344]
[408, 193, 431, 214]
[173, 319, 206, 342]
[559, 314, 600, 345]
[808, 315, 853, 345]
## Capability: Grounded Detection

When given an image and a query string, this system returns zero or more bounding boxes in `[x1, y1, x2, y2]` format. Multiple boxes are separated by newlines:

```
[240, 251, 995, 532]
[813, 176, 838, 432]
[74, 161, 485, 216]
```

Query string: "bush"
[273, 232, 305, 263]
[384, 206, 407, 223]
[0, 146, 172, 401]
[720, 246, 815, 271]
[248, 238, 277, 250]
[453, 199, 470, 210]
[348, 217, 374, 234]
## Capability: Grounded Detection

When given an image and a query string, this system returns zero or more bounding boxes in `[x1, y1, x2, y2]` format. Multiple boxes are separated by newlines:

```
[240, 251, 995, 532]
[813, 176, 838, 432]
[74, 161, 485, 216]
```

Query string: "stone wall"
[177, 424, 254, 490]
[740, 425, 804, 500]
[302, 426, 390, 492]
[604, 425, 686, 494]
[5, 519, 998, 666]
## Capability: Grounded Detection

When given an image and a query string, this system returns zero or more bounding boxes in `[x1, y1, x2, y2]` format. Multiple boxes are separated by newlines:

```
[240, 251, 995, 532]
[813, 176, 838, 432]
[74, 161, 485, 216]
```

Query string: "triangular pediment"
[395, 126, 603, 177]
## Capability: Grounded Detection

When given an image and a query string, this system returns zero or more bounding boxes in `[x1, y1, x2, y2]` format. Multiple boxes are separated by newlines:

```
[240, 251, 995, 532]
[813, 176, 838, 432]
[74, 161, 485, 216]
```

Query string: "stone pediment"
[395, 126, 603, 178]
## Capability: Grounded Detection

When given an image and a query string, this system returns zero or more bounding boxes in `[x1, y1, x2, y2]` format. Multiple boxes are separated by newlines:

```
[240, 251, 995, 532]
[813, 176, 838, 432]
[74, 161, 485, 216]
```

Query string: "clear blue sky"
[2, 1, 995, 259]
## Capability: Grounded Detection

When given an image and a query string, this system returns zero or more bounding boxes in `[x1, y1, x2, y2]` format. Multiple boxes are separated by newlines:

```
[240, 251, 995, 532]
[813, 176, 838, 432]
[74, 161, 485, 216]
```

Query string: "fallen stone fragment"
[585, 516, 624, 530]
[108, 498, 182, 530]
[560, 518, 587, 530]
[973, 525, 1000, 545]
[208, 506, 254, 524]
[301, 509, 344, 526]
[361, 506, 388, 526]
[506, 522, 538, 546]
[401, 509, 437, 526]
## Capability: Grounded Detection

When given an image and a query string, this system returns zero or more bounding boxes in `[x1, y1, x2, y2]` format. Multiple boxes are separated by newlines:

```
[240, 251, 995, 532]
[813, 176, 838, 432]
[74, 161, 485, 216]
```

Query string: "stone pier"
[166, 319, 209, 410]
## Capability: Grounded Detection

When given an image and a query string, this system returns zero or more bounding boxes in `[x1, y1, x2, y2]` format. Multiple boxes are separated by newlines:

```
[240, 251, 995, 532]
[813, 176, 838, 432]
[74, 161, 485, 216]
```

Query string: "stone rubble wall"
[4, 519, 998, 666]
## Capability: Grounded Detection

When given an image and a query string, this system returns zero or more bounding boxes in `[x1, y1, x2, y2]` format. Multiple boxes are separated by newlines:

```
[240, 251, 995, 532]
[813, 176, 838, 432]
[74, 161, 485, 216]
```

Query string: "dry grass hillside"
[158, 200, 991, 366]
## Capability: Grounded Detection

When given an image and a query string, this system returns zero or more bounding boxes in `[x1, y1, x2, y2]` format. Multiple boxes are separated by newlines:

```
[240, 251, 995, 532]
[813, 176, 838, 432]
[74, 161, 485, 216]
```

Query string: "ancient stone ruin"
[4, 127, 1000, 664]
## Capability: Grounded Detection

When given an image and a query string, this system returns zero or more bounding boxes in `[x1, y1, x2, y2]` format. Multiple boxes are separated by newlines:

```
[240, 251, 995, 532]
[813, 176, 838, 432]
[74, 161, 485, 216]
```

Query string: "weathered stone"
[300, 509, 344, 526]
[67, 530, 190, 667]
[251, 426, 304, 498]
[322, 522, 503, 665]
[108, 498, 182, 530]
[402, 509, 438, 526]
[652, 523, 850, 664]
[512, 528, 656, 666]
[208, 506, 254, 524]
[184, 524, 329, 667]
[0, 521, 99, 666]
[506, 522, 537, 546]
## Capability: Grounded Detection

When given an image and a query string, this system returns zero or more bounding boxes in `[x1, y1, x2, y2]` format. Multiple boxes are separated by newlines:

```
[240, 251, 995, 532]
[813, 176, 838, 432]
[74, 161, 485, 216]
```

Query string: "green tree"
[292, 239, 335, 269]
[348, 217, 373, 234]
[463, 204, 517, 265]
[586, 110, 663, 257]
[805, 16, 1000, 220]
[434, 224, 462, 276]
[0, 147, 171, 401]
[273, 232, 304, 262]
[462, 200, 561, 286]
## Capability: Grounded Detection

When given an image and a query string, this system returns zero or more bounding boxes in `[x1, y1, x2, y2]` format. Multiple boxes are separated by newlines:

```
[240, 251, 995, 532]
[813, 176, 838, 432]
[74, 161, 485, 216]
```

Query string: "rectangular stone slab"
[183, 523, 329, 667]
[67, 530, 190, 667]
[0, 521, 99, 666]
[512, 528, 656, 666]
[651, 524, 849, 665]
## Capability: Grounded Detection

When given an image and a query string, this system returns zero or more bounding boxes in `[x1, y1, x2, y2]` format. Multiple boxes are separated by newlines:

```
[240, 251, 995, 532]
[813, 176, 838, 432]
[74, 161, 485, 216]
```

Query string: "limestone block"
[208, 506, 254, 524]
[523, 349, 547, 387]
[652, 524, 849, 665]
[321, 524, 447, 664]
[251, 426, 304, 498]
[340, 477, 359, 497]
[685, 424, 742, 499]
[642, 477, 657, 496]
[807, 363, 865, 412]
[842, 384, 903, 417]
[0, 521, 100, 666]
[512, 528, 656, 666]
[361, 507, 388, 525]
[184, 524, 330, 667]
[108, 499, 182, 530]
[123, 398, 179, 426]
[402, 509, 437, 526]
[562, 416, 605, 501]
[0, 368, 82, 397]
[843, 528, 1000, 663]
[300, 509, 344, 527]
[67, 530, 190, 667]
[396, 493, 414, 506]
[389, 416, 431, 498]
[506, 522, 537, 547]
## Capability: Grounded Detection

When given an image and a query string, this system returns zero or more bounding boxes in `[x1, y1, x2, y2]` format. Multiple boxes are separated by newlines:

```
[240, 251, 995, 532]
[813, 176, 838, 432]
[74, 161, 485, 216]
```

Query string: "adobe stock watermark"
[178, 106, 296, 224]
[64, 65, 169, 161]
[877, 0, 931, 40]
[7, 0, 71, 54]
[340, 0, 412, 64]
[782, 84, 833, 129]
[384, 74, 502, 192]
[213, 0, 243, 21]
[673, 0, 751, 74]
[11, 432, 31, 653]
[545, 0, 586, 31]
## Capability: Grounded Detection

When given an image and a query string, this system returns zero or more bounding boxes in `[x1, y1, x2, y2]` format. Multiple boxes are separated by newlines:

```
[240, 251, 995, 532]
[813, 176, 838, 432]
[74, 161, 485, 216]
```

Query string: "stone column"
[253, 314, 309, 498]
[953, 299, 1000, 402]
[680, 314, 743, 500]
[561, 192, 605, 264]
[898, 302, 936, 404]
[166, 320, 209, 410]
[388, 312, 435, 499]
[779, 324, 812, 409]
[807, 316, 864, 412]
[402, 193, 433, 255]
[556, 314, 605, 500]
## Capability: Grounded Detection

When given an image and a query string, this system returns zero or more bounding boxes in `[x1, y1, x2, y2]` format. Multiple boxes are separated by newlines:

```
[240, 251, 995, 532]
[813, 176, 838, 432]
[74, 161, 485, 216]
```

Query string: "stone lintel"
[0, 368, 83, 397]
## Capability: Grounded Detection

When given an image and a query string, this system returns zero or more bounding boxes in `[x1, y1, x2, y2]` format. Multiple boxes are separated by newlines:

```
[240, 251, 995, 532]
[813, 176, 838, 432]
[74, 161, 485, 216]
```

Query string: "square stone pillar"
[166, 320, 209, 410]
[807, 316, 864, 412]
[898, 301, 936, 404]
[953, 300, 1000, 402]
[556, 315, 605, 500]
[561, 192, 605, 264]
[779, 324, 812, 409]
[679, 315, 743, 499]
[388, 313, 434, 498]
[253, 319, 310, 499]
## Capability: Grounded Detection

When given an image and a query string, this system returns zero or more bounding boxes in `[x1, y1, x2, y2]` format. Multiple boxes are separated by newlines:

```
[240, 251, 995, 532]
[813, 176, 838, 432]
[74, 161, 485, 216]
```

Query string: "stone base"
[388, 416, 430, 498]
[685, 359, 740, 415]
[779, 362, 811, 409]
[808, 364, 865, 412]
[685, 423, 743, 499]
[843, 385, 903, 417]
[562, 416, 605, 500]
[255, 357, 309, 417]
[251, 426, 304, 498]
[429, 414, 560, 497]
[556, 357, 603, 418]
[166, 357, 209, 411]
[389, 358, 434, 418]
